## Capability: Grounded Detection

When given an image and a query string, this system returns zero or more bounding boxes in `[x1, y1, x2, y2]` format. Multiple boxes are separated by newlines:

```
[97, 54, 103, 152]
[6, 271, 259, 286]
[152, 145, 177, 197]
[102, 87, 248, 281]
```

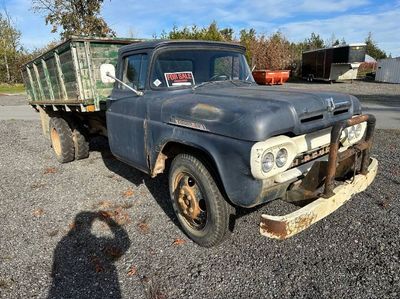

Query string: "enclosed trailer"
[22, 36, 143, 112]
[375, 58, 400, 84]
[302, 44, 366, 83]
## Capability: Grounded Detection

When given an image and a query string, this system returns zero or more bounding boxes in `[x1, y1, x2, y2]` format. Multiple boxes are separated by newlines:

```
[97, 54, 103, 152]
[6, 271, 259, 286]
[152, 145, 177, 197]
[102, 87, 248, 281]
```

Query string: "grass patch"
[0, 84, 25, 94]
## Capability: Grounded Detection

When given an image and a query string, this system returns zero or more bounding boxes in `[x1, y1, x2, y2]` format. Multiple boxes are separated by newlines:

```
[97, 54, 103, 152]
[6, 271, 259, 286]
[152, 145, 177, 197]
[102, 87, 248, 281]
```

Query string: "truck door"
[106, 52, 149, 172]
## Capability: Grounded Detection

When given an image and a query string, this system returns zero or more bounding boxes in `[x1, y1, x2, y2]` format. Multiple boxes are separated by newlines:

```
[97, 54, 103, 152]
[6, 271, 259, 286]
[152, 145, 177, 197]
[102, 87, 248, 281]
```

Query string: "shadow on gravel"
[47, 211, 130, 299]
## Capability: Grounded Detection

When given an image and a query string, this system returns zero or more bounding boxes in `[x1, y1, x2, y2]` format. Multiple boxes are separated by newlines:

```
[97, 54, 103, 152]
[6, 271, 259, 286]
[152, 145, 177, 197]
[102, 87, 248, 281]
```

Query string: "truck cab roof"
[119, 39, 246, 54]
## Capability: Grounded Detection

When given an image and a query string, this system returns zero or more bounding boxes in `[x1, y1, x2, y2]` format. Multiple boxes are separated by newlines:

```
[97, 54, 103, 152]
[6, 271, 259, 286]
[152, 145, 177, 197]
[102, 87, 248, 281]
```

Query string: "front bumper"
[260, 114, 378, 239]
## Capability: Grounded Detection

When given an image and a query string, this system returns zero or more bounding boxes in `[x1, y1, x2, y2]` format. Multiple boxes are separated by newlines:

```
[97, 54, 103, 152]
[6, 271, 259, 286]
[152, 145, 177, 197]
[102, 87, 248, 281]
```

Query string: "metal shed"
[375, 58, 400, 84]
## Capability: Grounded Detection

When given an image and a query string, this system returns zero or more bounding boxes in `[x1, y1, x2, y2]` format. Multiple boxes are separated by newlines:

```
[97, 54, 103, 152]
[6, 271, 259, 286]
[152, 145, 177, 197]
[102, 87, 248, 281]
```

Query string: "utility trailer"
[302, 44, 366, 83]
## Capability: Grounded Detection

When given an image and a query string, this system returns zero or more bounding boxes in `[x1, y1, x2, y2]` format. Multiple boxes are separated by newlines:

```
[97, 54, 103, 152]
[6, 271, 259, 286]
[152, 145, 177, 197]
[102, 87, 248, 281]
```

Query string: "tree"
[247, 31, 296, 71]
[299, 32, 325, 52]
[167, 21, 234, 42]
[239, 28, 256, 65]
[0, 9, 22, 83]
[32, 0, 115, 38]
[365, 32, 387, 60]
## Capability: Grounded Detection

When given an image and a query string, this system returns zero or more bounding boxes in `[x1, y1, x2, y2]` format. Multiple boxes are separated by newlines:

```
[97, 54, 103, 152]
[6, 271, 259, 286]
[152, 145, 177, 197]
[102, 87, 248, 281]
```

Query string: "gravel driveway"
[1, 80, 399, 298]
[0, 119, 399, 299]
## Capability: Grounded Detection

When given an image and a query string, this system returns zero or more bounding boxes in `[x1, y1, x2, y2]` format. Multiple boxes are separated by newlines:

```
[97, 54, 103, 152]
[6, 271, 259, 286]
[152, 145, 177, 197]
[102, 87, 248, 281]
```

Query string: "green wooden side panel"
[21, 69, 34, 102]
[36, 63, 51, 100]
[59, 50, 79, 101]
[46, 57, 63, 101]
[22, 37, 142, 110]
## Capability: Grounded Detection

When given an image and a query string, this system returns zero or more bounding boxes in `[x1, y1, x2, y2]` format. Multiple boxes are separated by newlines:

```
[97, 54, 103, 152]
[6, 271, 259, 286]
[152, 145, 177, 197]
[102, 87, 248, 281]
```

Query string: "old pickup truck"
[22, 37, 378, 247]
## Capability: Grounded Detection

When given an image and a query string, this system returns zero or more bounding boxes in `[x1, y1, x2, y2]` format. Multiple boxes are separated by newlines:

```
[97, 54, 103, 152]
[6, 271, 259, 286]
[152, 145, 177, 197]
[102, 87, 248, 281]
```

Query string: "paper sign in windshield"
[164, 72, 195, 87]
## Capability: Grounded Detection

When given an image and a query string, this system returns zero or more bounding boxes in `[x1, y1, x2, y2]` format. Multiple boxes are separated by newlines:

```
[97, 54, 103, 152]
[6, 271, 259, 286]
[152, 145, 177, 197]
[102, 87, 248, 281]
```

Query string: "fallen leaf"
[94, 200, 113, 210]
[122, 188, 134, 198]
[99, 210, 114, 219]
[68, 222, 76, 230]
[0, 278, 11, 289]
[30, 182, 46, 189]
[140, 275, 150, 283]
[120, 202, 134, 209]
[113, 208, 131, 226]
[44, 167, 57, 174]
[32, 208, 44, 218]
[90, 256, 104, 273]
[47, 229, 59, 237]
[127, 266, 137, 276]
[172, 238, 186, 246]
[137, 220, 149, 234]
[103, 246, 123, 259]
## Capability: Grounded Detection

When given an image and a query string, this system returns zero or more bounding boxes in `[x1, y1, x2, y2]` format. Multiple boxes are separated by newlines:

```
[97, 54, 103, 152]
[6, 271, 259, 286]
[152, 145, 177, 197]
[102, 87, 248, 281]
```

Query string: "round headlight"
[276, 148, 288, 168]
[354, 124, 363, 138]
[347, 126, 356, 140]
[261, 152, 274, 173]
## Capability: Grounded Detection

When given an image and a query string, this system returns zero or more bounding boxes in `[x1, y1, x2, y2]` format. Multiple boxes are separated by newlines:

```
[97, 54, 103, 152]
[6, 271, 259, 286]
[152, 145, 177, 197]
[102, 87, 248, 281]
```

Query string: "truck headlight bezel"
[250, 121, 367, 180]
[342, 122, 367, 146]
[251, 136, 298, 178]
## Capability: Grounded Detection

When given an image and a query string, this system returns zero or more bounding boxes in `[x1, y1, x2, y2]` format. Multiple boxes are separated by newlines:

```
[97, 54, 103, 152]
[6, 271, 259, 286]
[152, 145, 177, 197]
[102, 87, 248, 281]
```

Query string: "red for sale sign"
[164, 72, 195, 87]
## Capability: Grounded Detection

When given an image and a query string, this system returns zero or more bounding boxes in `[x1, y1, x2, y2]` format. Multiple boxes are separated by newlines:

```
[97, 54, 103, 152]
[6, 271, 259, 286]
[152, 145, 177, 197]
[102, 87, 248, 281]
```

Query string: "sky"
[2, 0, 400, 56]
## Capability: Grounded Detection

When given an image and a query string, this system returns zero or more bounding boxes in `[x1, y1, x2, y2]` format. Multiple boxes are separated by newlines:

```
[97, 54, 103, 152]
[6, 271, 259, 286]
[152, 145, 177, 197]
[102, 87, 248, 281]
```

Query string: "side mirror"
[100, 64, 116, 84]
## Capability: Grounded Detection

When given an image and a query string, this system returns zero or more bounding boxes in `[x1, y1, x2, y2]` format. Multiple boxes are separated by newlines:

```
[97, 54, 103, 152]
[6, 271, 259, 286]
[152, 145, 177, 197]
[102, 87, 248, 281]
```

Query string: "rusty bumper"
[260, 114, 378, 240]
[260, 157, 377, 239]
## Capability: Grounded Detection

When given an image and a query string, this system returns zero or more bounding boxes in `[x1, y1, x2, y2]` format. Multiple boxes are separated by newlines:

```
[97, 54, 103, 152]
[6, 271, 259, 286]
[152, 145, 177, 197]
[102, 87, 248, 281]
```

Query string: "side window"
[122, 54, 148, 90]
[213, 55, 240, 79]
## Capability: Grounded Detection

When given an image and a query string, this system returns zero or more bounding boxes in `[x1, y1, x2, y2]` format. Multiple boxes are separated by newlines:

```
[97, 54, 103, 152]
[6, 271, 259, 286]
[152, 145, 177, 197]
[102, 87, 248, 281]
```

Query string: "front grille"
[291, 145, 330, 167]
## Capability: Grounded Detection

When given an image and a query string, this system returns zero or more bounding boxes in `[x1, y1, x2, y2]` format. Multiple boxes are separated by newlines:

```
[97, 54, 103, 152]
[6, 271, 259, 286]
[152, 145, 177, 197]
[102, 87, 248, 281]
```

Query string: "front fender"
[147, 120, 263, 207]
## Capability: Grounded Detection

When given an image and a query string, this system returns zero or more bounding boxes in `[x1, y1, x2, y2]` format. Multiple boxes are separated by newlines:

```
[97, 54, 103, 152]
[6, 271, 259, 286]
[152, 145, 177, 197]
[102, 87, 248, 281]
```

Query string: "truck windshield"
[151, 49, 253, 88]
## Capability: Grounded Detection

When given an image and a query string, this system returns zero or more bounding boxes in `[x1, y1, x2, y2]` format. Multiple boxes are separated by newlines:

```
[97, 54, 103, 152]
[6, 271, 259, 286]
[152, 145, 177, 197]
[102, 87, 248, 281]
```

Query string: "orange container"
[252, 70, 290, 85]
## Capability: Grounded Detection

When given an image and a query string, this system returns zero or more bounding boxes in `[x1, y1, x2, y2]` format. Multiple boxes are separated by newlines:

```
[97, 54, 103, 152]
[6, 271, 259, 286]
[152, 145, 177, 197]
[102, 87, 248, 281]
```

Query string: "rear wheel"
[72, 126, 89, 160]
[49, 117, 75, 163]
[169, 154, 232, 247]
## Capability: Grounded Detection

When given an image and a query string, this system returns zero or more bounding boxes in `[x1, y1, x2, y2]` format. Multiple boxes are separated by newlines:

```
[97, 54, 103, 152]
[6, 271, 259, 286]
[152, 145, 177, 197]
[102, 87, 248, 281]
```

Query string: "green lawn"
[0, 84, 26, 94]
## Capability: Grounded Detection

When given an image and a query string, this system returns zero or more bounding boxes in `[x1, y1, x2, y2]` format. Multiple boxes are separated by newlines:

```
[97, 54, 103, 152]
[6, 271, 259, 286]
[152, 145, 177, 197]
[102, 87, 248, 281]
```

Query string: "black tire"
[169, 154, 233, 247]
[49, 117, 75, 163]
[72, 126, 89, 160]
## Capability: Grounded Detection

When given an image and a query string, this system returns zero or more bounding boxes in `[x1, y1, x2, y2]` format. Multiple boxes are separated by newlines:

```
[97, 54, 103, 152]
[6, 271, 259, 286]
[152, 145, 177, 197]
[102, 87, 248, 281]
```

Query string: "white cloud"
[3, 0, 399, 56]
[280, 8, 400, 56]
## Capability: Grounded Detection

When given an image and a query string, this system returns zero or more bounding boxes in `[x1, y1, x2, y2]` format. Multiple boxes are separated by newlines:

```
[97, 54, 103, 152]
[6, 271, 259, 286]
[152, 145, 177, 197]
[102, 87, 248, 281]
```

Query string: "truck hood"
[160, 83, 362, 142]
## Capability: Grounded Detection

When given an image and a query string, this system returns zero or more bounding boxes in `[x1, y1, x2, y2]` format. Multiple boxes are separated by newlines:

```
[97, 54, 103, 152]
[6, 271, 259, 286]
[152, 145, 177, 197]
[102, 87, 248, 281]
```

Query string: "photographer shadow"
[47, 211, 130, 299]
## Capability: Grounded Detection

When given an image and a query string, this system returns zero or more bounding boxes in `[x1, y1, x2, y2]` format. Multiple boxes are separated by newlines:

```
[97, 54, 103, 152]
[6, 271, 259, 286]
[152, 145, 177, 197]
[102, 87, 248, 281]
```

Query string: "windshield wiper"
[192, 80, 221, 90]
[192, 79, 252, 90]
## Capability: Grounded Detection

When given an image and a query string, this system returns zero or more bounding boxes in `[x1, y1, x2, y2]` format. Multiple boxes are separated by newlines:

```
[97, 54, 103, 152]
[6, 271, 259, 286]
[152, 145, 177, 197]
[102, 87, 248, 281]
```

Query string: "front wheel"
[169, 154, 232, 247]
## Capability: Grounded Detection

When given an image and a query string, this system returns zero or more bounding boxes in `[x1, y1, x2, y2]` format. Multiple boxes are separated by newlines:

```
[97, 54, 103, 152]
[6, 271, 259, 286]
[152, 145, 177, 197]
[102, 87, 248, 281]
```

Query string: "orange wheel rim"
[51, 128, 62, 156]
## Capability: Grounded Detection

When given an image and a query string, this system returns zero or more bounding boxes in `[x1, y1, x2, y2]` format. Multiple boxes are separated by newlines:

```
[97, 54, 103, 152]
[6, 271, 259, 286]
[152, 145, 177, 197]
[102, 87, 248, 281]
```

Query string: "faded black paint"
[106, 40, 363, 208]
